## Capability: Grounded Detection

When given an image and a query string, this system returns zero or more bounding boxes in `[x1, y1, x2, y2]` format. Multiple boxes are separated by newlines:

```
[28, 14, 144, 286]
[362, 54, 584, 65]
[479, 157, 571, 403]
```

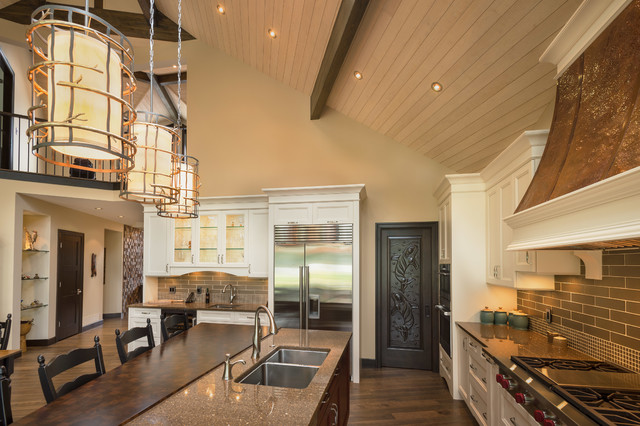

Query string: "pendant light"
[120, 0, 179, 204]
[26, 3, 137, 174]
[157, 0, 201, 218]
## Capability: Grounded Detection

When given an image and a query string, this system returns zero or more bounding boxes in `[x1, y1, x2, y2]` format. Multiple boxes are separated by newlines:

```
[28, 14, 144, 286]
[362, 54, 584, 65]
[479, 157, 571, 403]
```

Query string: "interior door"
[56, 230, 84, 341]
[376, 223, 438, 370]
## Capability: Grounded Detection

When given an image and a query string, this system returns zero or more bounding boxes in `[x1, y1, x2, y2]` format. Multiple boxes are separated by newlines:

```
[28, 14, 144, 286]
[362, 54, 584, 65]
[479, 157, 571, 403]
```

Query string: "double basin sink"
[235, 347, 329, 389]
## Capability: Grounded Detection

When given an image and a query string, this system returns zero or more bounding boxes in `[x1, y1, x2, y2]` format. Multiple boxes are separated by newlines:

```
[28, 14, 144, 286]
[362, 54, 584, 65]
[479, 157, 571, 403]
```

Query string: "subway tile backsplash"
[157, 271, 268, 305]
[518, 248, 640, 357]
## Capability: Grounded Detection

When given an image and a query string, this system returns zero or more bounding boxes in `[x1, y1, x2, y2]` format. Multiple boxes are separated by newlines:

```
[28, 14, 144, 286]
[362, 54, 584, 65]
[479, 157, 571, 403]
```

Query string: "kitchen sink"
[209, 303, 236, 309]
[264, 348, 329, 366]
[236, 362, 319, 389]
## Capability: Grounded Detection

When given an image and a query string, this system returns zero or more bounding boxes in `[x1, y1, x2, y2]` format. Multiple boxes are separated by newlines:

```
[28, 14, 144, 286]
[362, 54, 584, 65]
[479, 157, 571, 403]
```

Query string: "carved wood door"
[376, 223, 438, 370]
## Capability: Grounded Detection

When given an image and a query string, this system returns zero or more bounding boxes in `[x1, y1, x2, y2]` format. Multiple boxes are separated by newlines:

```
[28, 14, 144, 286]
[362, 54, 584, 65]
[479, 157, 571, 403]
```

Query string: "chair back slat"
[37, 336, 106, 404]
[0, 314, 12, 351]
[161, 313, 189, 342]
[115, 318, 155, 364]
[0, 365, 12, 426]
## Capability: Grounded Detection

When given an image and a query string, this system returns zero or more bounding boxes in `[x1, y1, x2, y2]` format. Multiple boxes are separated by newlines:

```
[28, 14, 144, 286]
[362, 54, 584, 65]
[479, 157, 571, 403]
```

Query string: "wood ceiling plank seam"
[241, 0, 253, 66]
[285, 0, 314, 88]
[439, 104, 550, 169]
[294, 0, 329, 93]
[270, 0, 285, 79]
[228, 0, 241, 62]
[365, 0, 471, 133]
[391, 1, 571, 148]
[276, 0, 295, 81]
[282, 0, 305, 85]
[351, 0, 445, 127]
[340, 0, 418, 118]
[198, 0, 225, 53]
[192, 1, 213, 49]
[208, 0, 226, 52]
[365, 0, 540, 132]
[236, 0, 250, 65]
[420, 66, 556, 156]
[350, 0, 437, 122]
[303, 0, 342, 95]
[429, 84, 556, 162]
[386, 0, 513, 140]
[248, 0, 258, 68]
[262, 0, 275, 77]
[330, 0, 395, 112]
[256, 0, 266, 73]
[327, 0, 387, 111]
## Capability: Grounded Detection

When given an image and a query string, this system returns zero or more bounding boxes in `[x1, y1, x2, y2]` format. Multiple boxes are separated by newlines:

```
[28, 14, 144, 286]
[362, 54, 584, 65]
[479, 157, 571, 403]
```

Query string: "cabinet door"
[222, 212, 247, 265]
[198, 213, 220, 264]
[272, 204, 312, 225]
[499, 179, 515, 283]
[438, 198, 451, 263]
[173, 218, 195, 264]
[486, 188, 500, 283]
[247, 209, 268, 277]
[513, 164, 536, 272]
[458, 332, 470, 402]
[312, 202, 354, 224]
[145, 214, 170, 276]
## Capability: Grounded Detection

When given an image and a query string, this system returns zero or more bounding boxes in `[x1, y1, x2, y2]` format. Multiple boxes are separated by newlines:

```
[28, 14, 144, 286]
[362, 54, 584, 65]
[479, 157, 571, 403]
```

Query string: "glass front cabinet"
[171, 211, 248, 268]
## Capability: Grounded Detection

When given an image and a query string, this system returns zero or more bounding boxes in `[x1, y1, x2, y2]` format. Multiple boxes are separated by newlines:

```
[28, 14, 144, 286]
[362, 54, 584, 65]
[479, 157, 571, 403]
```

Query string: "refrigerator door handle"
[304, 265, 310, 330]
[299, 266, 305, 329]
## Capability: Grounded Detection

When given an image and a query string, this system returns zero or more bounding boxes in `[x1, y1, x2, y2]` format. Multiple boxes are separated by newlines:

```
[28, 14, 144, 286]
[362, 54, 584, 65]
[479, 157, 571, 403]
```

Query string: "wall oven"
[436, 264, 451, 357]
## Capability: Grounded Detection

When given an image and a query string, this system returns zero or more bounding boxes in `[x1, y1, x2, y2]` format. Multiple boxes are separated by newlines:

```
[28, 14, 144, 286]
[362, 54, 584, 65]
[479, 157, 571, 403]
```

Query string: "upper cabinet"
[271, 201, 355, 225]
[438, 197, 451, 264]
[144, 196, 268, 277]
[480, 131, 579, 289]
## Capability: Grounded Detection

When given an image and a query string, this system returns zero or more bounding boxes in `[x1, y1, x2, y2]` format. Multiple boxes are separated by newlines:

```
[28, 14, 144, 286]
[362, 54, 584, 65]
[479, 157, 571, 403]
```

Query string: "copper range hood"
[505, 0, 640, 252]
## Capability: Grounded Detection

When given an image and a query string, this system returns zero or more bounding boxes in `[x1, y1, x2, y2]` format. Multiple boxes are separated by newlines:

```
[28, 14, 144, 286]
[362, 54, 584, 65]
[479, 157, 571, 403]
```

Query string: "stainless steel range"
[505, 356, 640, 426]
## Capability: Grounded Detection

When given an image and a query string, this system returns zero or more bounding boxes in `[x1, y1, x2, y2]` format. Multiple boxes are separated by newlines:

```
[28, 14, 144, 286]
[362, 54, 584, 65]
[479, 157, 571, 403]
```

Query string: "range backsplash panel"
[518, 248, 640, 371]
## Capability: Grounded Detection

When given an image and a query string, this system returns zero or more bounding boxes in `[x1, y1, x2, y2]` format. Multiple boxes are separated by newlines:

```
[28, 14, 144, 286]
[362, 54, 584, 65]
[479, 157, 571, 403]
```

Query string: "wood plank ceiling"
[156, 0, 582, 172]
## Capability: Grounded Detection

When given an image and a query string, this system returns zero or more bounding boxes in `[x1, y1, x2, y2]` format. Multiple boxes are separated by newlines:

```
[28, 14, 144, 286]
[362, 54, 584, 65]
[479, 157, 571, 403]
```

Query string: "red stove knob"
[514, 392, 532, 405]
[496, 374, 505, 383]
[501, 378, 514, 390]
[534, 410, 555, 422]
[543, 420, 556, 426]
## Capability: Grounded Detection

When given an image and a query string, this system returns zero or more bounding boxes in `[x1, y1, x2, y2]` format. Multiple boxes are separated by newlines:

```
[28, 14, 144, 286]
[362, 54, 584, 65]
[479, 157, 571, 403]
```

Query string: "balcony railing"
[0, 111, 120, 185]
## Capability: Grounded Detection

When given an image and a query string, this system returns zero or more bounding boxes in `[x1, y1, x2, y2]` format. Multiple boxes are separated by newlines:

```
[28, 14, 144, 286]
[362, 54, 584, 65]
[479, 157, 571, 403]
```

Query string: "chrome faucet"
[222, 353, 245, 381]
[222, 284, 237, 304]
[252, 305, 278, 359]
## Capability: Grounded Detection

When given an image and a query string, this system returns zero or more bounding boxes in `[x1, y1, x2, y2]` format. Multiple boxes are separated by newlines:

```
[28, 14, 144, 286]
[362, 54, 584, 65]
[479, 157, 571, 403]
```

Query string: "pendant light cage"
[120, 111, 180, 203]
[156, 154, 200, 218]
[26, 5, 137, 174]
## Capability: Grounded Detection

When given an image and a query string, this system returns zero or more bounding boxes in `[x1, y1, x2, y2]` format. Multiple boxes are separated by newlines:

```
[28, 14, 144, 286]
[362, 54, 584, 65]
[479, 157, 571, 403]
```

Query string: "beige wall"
[185, 41, 452, 358]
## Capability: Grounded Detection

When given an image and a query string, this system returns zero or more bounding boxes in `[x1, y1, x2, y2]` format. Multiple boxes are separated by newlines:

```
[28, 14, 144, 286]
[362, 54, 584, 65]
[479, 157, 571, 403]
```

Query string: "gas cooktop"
[513, 356, 632, 373]
[561, 387, 640, 425]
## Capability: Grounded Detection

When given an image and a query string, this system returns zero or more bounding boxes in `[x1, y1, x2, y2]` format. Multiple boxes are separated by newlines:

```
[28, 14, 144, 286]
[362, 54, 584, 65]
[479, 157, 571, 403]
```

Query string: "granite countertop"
[128, 328, 352, 425]
[128, 301, 264, 312]
[456, 322, 594, 366]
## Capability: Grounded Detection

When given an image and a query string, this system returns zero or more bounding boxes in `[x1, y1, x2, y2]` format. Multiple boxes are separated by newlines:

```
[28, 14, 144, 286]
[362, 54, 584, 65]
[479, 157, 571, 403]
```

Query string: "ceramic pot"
[480, 307, 494, 324]
[494, 307, 508, 325]
[510, 312, 529, 330]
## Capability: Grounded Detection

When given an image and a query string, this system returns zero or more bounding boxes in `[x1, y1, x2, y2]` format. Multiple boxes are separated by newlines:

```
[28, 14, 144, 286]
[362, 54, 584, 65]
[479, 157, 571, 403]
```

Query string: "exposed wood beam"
[137, 0, 151, 23]
[0, 0, 195, 42]
[134, 71, 186, 86]
[94, 0, 103, 9]
[310, 0, 370, 120]
[149, 73, 178, 123]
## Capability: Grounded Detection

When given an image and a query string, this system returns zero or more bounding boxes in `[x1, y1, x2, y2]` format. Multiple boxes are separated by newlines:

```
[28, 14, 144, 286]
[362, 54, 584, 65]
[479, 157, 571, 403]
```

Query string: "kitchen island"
[15, 325, 351, 425]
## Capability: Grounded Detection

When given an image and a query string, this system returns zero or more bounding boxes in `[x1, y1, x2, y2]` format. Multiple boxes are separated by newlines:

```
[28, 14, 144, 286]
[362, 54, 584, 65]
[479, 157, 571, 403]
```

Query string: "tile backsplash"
[518, 248, 640, 353]
[157, 272, 268, 305]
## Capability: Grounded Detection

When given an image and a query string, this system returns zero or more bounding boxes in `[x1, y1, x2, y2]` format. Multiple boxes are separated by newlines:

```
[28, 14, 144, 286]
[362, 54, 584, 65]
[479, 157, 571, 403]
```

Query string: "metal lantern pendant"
[119, 111, 179, 203]
[26, 5, 137, 174]
[157, 154, 200, 218]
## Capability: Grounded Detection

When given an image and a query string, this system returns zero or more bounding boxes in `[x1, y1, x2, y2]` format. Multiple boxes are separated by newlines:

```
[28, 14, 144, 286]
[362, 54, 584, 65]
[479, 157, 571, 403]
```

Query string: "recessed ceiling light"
[268, 29, 277, 39]
[353, 71, 363, 80]
[431, 82, 443, 92]
[118, 215, 124, 218]
[172, 64, 177, 69]
[95, 207, 103, 211]
[216, 4, 225, 15]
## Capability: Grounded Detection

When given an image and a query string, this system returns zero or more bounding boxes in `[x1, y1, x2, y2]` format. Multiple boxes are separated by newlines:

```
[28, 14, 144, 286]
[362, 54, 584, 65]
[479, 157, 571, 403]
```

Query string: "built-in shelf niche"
[21, 212, 51, 341]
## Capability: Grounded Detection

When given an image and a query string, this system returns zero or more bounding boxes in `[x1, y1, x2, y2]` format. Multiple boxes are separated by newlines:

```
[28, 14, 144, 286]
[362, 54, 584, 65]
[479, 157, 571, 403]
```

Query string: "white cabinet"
[498, 386, 538, 426]
[196, 310, 268, 325]
[486, 170, 517, 286]
[272, 201, 355, 225]
[272, 204, 312, 225]
[144, 213, 170, 276]
[457, 332, 470, 402]
[438, 196, 451, 263]
[128, 307, 161, 350]
[439, 345, 453, 395]
[247, 210, 268, 277]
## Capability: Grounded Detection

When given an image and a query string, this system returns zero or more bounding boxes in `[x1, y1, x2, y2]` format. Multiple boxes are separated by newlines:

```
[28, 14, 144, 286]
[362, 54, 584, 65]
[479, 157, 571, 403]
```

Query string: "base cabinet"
[314, 345, 350, 425]
[128, 308, 162, 350]
[196, 310, 268, 325]
[439, 345, 453, 395]
[498, 386, 538, 426]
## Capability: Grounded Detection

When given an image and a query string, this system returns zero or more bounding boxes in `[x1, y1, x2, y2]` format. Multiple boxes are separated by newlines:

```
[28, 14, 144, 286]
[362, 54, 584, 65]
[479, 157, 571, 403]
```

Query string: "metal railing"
[0, 111, 119, 183]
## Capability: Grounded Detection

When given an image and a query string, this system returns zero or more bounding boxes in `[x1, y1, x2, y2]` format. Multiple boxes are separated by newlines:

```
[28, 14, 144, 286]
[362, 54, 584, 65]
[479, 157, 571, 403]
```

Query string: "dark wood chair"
[0, 365, 12, 425]
[161, 313, 189, 342]
[115, 318, 155, 364]
[37, 336, 106, 404]
[0, 314, 11, 351]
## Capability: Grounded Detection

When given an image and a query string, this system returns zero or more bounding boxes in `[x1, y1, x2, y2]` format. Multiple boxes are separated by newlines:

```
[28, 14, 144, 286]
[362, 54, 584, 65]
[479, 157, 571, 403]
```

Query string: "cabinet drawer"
[467, 336, 482, 357]
[273, 204, 312, 225]
[469, 379, 489, 426]
[499, 388, 537, 426]
[129, 307, 161, 319]
[196, 310, 235, 324]
[233, 312, 269, 325]
[312, 202, 353, 224]
[469, 351, 489, 390]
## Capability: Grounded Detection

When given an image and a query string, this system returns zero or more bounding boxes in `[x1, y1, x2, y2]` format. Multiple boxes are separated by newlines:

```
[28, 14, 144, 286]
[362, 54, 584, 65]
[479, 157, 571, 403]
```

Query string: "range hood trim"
[505, 166, 640, 250]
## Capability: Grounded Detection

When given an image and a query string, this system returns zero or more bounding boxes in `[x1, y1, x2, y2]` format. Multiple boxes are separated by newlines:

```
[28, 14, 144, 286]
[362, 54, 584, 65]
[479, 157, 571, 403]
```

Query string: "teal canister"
[510, 311, 529, 330]
[494, 307, 508, 325]
[480, 307, 494, 324]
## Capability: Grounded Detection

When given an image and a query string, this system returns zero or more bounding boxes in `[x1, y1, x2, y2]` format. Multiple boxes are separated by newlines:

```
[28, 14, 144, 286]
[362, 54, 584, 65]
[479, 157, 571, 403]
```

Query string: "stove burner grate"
[562, 386, 640, 425]
[513, 356, 631, 373]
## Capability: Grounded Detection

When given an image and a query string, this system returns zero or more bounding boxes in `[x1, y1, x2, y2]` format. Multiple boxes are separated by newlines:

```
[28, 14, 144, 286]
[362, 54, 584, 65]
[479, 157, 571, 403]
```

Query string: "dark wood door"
[376, 223, 438, 370]
[56, 230, 84, 341]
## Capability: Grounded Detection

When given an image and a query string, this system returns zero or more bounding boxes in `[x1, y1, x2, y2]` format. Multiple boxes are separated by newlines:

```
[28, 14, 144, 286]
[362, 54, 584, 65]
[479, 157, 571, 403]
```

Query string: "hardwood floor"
[9, 319, 475, 424]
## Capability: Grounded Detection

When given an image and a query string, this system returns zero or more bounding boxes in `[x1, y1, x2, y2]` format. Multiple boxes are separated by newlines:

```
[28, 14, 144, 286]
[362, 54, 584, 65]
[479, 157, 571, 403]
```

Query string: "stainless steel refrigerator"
[274, 224, 353, 331]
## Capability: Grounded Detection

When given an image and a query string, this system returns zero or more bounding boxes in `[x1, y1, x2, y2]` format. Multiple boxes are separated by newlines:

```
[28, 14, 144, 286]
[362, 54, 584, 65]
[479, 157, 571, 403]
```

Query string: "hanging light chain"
[149, 0, 155, 111]
[177, 0, 182, 131]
